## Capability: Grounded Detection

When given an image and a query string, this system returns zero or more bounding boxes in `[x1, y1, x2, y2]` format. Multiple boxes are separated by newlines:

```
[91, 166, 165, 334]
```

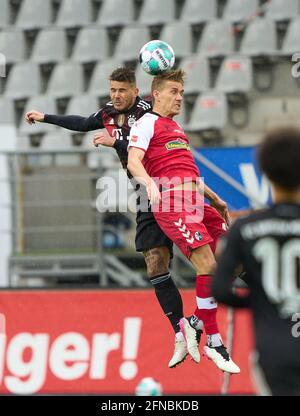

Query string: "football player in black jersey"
[213, 127, 300, 395]
[25, 67, 200, 368]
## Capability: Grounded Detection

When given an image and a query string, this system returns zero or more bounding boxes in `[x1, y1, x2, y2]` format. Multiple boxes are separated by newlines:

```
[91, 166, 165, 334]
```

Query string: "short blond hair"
[151, 69, 186, 94]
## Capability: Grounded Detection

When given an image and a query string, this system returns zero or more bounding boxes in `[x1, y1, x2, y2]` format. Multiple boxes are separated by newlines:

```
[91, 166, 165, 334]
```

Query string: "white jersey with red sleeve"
[128, 112, 200, 187]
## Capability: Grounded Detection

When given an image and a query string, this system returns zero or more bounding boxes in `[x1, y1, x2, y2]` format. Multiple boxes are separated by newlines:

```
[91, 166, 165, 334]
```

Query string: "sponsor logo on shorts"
[131, 135, 139, 143]
[165, 140, 191, 151]
[194, 231, 202, 241]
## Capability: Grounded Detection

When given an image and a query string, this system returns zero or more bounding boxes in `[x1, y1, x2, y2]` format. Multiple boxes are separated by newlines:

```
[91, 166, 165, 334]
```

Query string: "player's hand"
[146, 179, 161, 205]
[25, 110, 45, 124]
[211, 196, 231, 227]
[93, 131, 116, 148]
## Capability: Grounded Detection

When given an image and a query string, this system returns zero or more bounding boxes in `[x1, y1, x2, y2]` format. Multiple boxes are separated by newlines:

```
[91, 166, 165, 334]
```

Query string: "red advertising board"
[0, 289, 256, 395]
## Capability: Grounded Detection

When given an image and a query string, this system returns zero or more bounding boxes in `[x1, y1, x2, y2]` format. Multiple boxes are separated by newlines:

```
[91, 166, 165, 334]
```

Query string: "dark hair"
[258, 127, 300, 190]
[109, 67, 136, 85]
[152, 69, 186, 93]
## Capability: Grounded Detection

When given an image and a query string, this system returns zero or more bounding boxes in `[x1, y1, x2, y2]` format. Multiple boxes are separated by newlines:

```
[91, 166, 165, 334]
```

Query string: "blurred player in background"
[25, 67, 200, 368]
[213, 127, 300, 395]
[128, 69, 240, 373]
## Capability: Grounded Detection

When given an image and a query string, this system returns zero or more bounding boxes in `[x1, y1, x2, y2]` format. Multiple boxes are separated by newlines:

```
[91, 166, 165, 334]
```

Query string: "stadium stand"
[197, 20, 234, 57]
[180, 0, 217, 24]
[97, 0, 135, 27]
[138, 0, 176, 25]
[0, 29, 26, 64]
[223, 0, 259, 23]
[31, 28, 68, 64]
[15, 0, 53, 30]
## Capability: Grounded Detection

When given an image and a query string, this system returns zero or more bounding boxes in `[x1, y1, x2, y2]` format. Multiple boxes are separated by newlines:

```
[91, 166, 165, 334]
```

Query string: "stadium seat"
[40, 131, 81, 166]
[265, 0, 299, 22]
[181, 0, 217, 24]
[31, 28, 67, 64]
[97, 0, 134, 27]
[160, 22, 192, 59]
[15, 0, 52, 30]
[88, 59, 123, 97]
[223, 0, 259, 23]
[47, 62, 84, 98]
[197, 20, 234, 57]
[249, 97, 287, 131]
[281, 18, 300, 55]
[181, 55, 210, 94]
[4, 62, 41, 100]
[139, 0, 175, 26]
[72, 27, 109, 63]
[240, 18, 277, 56]
[56, 0, 93, 28]
[0, 98, 15, 125]
[0, 0, 10, 28]
[135, 66, 152, 98]
[19, 95, 57, 135]
[66, 95, 99, 117]
[83, 131, 119, 169]
[114, 26, 150, 62]
[215, 55, 253, 93]
[187, 91, 228, 131]
[0, 29, 26, 64]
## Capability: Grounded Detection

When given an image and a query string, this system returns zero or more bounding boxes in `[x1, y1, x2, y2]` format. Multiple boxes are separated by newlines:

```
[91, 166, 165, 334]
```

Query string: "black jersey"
[213, 203, 300, 364]
[44, 97, 152, 171]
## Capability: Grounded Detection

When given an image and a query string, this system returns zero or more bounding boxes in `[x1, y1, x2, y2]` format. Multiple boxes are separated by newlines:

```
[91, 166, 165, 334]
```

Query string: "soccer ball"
[135, 377, 163, 396]
[139, 40, 175, 75]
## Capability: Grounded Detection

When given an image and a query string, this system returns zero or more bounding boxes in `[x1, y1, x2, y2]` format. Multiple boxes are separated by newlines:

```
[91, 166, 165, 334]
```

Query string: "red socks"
[194, 274, 219, 335]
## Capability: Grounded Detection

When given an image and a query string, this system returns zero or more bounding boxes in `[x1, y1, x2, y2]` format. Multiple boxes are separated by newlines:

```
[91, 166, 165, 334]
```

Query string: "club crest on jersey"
[165, 140, 191, 151]
[194, 231, 202, 241]
[117, 114, 125, 127]
[128, 115, 136, 128]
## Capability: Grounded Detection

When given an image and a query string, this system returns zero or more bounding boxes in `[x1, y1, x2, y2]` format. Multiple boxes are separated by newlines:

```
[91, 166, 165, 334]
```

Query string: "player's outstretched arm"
[25, 110, 102, 132]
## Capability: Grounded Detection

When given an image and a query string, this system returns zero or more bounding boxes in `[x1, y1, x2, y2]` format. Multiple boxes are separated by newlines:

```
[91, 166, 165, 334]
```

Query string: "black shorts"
[135, 210, 173, 255]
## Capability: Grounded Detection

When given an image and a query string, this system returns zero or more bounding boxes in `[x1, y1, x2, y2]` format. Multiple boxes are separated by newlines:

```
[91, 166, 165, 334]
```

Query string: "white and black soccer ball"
[135, 377, 163, 396]
[139, 40, 175, 75]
